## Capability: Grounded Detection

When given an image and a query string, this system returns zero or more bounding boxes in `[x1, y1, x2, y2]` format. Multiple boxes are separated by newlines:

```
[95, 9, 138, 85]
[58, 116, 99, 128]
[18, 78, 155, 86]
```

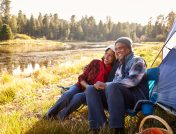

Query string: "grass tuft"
[1, 43, 173, 134]
[0, 88, 15, 104]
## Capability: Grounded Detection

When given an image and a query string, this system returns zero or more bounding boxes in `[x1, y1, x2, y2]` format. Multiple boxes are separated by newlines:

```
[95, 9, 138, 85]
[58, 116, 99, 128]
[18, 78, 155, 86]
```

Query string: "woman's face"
[103, 49, 115, 65]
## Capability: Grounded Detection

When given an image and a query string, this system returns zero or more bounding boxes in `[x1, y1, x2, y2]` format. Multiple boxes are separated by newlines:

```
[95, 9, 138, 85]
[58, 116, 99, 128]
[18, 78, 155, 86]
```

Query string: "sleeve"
[78, 59, 97, 83]
[114, 58, 146, 88]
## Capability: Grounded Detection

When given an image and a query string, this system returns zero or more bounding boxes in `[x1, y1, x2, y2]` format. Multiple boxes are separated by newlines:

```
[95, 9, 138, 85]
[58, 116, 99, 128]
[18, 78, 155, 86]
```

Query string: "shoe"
[110, 128, 125, 134]
[88, 128, 100, 134]
[43, 114, 58, 120]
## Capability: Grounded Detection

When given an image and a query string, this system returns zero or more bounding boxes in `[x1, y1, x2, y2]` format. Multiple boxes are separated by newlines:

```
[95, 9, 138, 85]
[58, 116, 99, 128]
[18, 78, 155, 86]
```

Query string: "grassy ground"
[0, 43, 175, 134]
[0, 39, 64, 53]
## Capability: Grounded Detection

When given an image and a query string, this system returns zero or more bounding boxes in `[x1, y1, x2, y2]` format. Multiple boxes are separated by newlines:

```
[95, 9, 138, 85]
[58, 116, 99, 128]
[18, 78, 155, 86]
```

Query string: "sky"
[11, 0, 176, 25]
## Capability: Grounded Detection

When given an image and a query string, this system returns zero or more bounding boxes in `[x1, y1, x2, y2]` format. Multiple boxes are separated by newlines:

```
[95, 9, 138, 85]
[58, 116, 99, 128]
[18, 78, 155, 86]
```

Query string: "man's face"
[115, 42, 131, 61]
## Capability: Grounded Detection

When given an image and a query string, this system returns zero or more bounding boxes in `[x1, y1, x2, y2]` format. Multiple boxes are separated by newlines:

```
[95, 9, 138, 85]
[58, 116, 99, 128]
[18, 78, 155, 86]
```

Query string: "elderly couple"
[45, 37, 149, 134]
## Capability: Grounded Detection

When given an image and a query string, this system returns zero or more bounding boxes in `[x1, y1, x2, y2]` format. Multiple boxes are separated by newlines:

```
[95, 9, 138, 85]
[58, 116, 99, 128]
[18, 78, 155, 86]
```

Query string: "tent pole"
[151, 33, 175, 67]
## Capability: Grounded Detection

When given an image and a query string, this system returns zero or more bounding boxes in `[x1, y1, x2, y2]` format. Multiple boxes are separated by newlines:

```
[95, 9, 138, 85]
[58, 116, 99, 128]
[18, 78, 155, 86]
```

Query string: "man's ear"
[127, 48, 131, 53]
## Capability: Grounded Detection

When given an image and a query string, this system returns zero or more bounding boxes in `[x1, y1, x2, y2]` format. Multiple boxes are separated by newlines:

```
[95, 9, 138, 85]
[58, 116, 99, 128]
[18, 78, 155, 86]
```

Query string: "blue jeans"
[86, 83, 145, 129]
[45, 84, 86, 119]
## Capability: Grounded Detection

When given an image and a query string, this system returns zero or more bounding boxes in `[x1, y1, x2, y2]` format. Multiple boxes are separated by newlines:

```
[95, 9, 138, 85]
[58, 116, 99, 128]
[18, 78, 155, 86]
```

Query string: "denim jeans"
[86, 83, 145, 129]
[45, 84, 86, 119]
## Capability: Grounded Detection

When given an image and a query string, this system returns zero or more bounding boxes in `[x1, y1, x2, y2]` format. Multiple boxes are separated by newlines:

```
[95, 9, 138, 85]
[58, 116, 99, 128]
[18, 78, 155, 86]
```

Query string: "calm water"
[0, 41, 112, 75]
[0, 52, 58, 75]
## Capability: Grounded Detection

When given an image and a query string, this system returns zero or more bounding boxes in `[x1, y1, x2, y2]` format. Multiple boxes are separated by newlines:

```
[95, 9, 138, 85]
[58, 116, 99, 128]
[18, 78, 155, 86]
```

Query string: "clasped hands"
[94, 81, 106, 90]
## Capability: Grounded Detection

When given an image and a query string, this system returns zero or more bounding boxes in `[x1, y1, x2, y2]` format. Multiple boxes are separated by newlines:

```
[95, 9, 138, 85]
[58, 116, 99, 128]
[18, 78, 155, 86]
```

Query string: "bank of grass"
[0, 39, 64, 53]
[1, 44, 175, 134]
[0, 51, 102, 134]
[134, 43, 163, 67]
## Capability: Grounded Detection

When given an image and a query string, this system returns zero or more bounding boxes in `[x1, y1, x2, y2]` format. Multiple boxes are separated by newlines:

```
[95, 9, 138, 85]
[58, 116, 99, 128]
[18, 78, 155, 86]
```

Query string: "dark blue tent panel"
[152, 48, 176, 113]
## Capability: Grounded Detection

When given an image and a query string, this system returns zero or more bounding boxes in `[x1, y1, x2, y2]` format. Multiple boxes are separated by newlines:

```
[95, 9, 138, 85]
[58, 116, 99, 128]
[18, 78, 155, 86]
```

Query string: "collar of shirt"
[124, 52, 134, 65]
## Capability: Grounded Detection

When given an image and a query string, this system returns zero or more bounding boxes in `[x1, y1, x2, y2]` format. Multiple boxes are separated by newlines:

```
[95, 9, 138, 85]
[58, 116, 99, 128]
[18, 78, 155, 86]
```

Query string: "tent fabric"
[162, 32, 176, 59]
[163, 19, 176, 59]
[165, 19, 176, 44]
[152, 48, 176, 113]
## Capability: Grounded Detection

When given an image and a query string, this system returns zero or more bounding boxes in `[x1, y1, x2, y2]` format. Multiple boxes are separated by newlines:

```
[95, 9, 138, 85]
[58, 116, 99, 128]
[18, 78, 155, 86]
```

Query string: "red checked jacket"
[77, 59, 112, 90]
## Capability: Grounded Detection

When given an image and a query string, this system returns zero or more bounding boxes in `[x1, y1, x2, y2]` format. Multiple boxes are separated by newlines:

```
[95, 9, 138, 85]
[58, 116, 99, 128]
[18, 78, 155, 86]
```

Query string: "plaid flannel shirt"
[112, 53, 146, 88]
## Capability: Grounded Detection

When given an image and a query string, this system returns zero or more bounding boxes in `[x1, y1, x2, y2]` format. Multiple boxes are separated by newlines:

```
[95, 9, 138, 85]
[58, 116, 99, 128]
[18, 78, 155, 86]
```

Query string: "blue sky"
[11, 0, 176, 25]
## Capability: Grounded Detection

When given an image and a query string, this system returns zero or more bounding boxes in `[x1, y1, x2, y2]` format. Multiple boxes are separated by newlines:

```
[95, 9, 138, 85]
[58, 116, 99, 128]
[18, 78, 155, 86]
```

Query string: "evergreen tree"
[166, 11, 176, 33]
[53, 13, 59, 27]
[49, 13, 60, 40]
[34, 19, 40, 37]
[155, 15, 165, 41]
[42, 14, 50, 38]
[146, 17, 153, 39]
[0, 14, 3, 28]
[105, 16, 113, 40]
[60, 20, 70, 40]
[0, 0, 5, 15]
[29, 14, 36, 36]
[3, 0, 10, 24]
[9, 15, 17, 33]
[97, 20, 105, 40]
[75, 23, 83, 40]
[110, 24, 118, 40]
[136, 24, 144, 39]
[87, 16, 96, 41]
[0, 24, 13, 40]
[17, 10, 26, 33]
[80, 16, 88, 40]
[69, 15, 77, 40]
[0, 6, 173, 42]
[53, 13, 60, 39]
[121, 22, 130, 37]
[37, 13, 43, 37]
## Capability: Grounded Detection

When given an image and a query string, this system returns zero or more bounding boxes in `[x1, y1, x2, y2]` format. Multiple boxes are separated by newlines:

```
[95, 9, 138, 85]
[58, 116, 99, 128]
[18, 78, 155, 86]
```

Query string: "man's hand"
[94, 81, 106, 90]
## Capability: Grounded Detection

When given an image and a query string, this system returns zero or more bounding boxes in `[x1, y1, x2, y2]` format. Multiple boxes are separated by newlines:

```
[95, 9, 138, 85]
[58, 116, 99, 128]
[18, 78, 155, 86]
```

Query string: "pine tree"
[42, 14, 50, 38]
[29, 14, 36, 36]
[0, 24, 13, 40]
[4, 0, 10, 24]
[0, 14, 3, 28]
[69, 15, 77, 40]
[9, 15, 17, 33]
[17, 10, 27, 33]
[37, 13, 43, 37]
[97, 20, 105, 40]
[166, 11, 176, 33]
[146, 17, 153, 39]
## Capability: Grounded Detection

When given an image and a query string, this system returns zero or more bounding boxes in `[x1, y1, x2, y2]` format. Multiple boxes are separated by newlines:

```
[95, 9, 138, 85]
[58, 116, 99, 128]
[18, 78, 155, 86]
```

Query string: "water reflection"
[0, 60, 55, 76]
[12, 63, 41, 75]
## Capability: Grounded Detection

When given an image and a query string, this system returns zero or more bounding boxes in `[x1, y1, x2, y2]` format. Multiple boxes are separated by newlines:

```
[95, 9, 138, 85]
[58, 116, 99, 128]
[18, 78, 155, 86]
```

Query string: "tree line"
[0, 0, 176, 42]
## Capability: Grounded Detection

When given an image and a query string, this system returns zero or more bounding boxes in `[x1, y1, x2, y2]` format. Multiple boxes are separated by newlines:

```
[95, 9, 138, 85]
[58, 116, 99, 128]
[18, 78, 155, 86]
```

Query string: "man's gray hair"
[115, 37, 133, 49]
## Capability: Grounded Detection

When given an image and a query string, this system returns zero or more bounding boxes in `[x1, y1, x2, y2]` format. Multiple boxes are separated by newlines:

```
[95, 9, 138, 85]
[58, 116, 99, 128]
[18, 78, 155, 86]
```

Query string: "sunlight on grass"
[0, 39, 64, 53]
[0, 44, 169, 134]
[134, 44, 162, 67]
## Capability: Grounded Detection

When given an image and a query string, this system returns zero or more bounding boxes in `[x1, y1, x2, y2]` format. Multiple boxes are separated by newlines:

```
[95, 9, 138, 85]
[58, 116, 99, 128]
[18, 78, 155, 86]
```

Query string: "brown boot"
[88, 128, 100, 134]
[110, 128, 125, 134]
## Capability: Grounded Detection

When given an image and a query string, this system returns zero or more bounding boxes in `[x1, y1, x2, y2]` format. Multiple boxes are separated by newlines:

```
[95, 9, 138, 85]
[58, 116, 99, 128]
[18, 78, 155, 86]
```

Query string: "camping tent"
[151, 19, 176, 116]
[152, 48, 176, 115]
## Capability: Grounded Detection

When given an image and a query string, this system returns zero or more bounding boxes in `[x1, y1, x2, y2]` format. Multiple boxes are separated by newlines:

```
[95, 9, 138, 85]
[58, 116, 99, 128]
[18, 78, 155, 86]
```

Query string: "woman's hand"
[94, 81, 106, 90]
[80, 80, 89, 89]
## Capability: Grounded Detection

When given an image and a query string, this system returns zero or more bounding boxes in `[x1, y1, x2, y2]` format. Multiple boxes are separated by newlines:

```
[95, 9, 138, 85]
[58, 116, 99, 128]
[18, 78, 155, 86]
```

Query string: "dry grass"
[0, 39, 64, 53]
[1, 43, 174, 134]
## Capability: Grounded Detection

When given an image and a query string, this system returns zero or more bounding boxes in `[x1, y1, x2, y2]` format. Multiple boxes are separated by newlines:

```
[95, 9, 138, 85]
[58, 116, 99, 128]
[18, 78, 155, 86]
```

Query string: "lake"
[0, 41, 113, 75]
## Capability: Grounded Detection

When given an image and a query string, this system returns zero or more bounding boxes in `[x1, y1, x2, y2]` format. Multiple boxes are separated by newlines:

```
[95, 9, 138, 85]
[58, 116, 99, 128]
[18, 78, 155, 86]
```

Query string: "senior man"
[86, 37, 148, 134]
